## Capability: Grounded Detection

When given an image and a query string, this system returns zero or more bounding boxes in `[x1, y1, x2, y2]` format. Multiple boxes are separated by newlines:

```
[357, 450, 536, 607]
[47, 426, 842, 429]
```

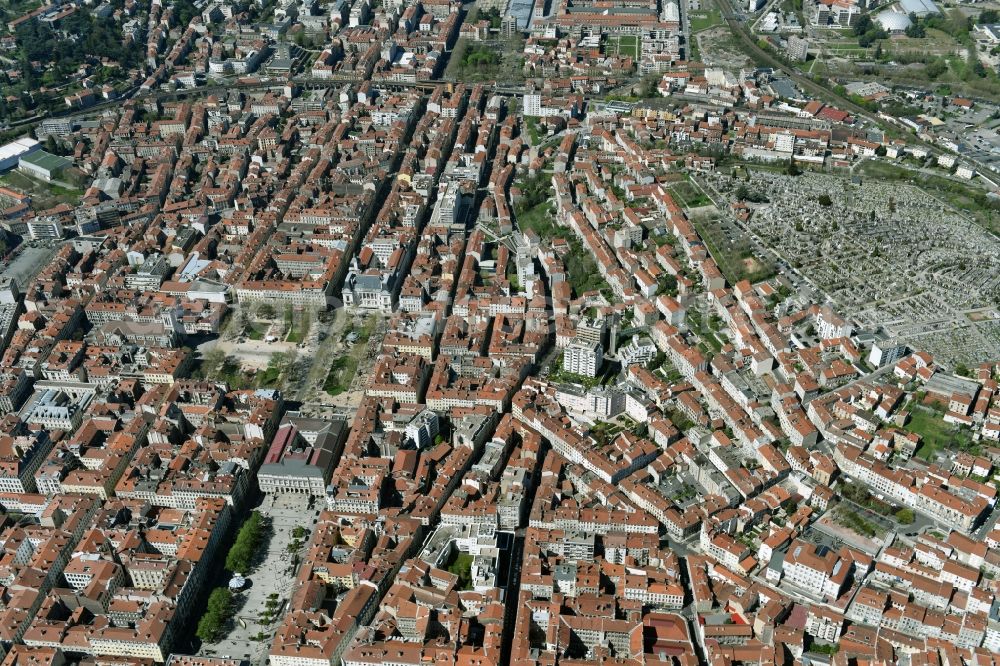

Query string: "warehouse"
[18, 150, 71, 182]
[0, 137, 40, 172]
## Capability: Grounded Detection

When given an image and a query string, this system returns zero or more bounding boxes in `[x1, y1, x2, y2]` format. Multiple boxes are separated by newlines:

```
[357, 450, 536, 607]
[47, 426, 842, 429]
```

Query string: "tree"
[980, 9, 999, 23]
[656, 274, 677, 296]
[258, 303, 276, 319]
[811, 643, 840, 655]
[735, 185, 769, 203]
[853, 14, 873, 36]
[226, 511, 264, 573]
[817, 194, 833, 206]
[198, 347, 227, 379]
[955, 363, 971, 377]
[968, 54, 987, 79]
[16, 13, 142, 73]
[785, 159, 801, 176]
[895, 508, 915, 524]
[946, 8, 972, 36]
[905, 18, 926, 38]
[196, 588, 234, 642]
[924, 59, 947, 78]
[174, 0, 199, 26]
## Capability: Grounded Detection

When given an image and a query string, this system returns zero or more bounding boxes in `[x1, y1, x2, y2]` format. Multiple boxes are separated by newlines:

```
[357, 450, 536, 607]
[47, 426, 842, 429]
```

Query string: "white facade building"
[563, 342, 603, 377]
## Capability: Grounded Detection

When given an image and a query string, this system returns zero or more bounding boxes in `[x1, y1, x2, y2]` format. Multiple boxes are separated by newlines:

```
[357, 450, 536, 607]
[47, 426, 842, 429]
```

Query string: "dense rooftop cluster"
[1, 0, 1000, 663]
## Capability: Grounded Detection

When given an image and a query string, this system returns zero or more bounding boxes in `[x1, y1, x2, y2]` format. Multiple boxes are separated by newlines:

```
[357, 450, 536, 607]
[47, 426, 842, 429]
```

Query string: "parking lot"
[200, 493, 323, 665]
[0, 243, 56, 288]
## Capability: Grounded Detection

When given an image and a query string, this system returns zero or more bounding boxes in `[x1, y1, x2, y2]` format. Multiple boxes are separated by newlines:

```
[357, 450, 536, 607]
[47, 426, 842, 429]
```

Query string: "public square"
[199, 493, 323, 664]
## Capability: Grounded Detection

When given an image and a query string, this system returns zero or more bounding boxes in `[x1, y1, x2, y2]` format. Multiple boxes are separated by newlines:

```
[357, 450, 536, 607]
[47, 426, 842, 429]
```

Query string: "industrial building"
[0, 137, 40, 172]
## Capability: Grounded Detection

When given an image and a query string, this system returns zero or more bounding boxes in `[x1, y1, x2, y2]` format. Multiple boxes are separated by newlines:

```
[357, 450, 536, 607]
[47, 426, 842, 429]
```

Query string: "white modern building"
[564, 341, 603, 377]
[0, 137, 40, 172]
[869, 340, 907, 368]
[405, 409, 439, 449]
[619, 336, 657, 366]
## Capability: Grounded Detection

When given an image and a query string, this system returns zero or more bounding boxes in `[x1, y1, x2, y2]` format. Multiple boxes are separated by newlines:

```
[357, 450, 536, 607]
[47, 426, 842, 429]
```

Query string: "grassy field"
[606, 35, 641, 59]
[255, 356, 285, 388]
[246, 322, 268, 341]
[832, 505, 883, 539]
[667, 178, 712, 208]
[565, 237, 611, 298]
[285, 308, 310, 343]
[690, 9, 723, 33]
[590, 421, 626, 446]
[687, 310, 723, 354]
[446, 551, 474, 590]
[445, 37, 525, 83]
[512, 168, 611, 298]
[321, 357, 357, 396]
[195, 350, 289, 390]
[688, 34, 700, 62]
[689, 213, 776, 285]
[883, 28, 962, 58]
[516, 200, 559, 237]
[1, 0, 43, 14]
[0, 171, 82, 209]
[524, 117, 542, 145]
[908, 407, 974, 461]
[821, 40, 872, 57]
[823, 24, 1000, 100]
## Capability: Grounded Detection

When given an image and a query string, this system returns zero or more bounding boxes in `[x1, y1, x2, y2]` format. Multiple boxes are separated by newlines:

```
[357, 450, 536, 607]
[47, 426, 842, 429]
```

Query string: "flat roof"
[0, 137, 38, 162]
[19, 150, 71, 172]
[925, 371, 979, 398]
[899, 0, 939, 15]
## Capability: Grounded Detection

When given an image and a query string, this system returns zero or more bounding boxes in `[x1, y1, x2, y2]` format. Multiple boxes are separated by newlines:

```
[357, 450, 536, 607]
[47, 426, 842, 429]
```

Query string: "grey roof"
[769, 78, 801, 100]
[19, 150, 71, 173]
[925, 371, 979, 398]
[875, 10, 912, 31]
[355, 273, 386, 291]
[899, 0, 939, 15]
[259, 460, 326, 477]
